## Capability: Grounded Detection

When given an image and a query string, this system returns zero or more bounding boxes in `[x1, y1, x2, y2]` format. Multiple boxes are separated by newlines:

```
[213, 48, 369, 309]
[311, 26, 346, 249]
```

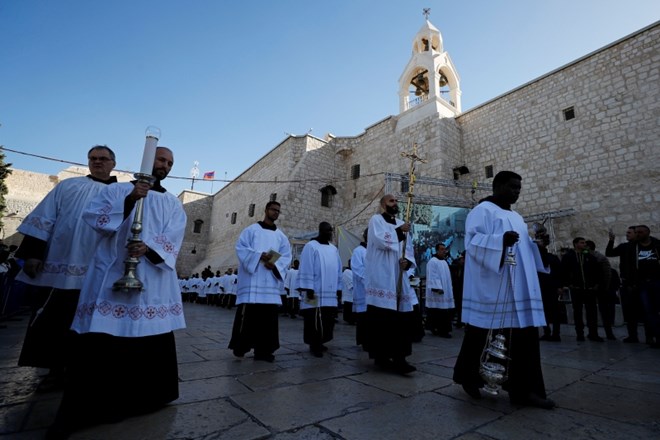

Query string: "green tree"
[0, 148, 13, 230]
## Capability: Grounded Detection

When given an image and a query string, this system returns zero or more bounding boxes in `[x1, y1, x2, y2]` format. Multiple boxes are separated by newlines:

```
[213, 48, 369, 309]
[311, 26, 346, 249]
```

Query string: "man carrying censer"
[453, 171, 555, 409]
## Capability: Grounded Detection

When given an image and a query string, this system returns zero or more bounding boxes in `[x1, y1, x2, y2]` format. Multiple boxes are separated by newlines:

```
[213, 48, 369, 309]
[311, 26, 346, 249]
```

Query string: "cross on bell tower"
[397, 11, 462, 128]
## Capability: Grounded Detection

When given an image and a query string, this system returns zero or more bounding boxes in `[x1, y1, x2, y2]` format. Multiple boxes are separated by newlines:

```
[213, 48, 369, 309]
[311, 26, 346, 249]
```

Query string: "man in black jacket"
[561, 237, 603, 342]
[606, 226, 645, 342]
[629, 226, 660, 348]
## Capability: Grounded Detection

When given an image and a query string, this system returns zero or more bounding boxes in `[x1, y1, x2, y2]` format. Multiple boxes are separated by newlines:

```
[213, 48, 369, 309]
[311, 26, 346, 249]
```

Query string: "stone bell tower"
[397, 13, 461, 129]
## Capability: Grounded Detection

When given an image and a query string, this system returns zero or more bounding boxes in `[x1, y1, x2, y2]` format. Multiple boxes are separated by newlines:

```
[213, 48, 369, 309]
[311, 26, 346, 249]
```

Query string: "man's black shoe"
[576, 335, 585, 342]
[623, 336, 639, 343]
[588, 335, 604, 342]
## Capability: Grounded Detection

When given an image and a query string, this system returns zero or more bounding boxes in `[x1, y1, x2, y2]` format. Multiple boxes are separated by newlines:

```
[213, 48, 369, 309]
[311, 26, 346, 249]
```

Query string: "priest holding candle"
[47, 130, 188, 439]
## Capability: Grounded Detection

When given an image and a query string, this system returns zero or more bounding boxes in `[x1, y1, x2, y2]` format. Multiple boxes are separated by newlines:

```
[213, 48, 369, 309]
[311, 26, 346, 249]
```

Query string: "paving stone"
[231, 377, 398, 432]
[550, 380, 660, 427]
[70, 399, 269, 440]
[320, 392, 503, 440]
[476, 407, 659, 440]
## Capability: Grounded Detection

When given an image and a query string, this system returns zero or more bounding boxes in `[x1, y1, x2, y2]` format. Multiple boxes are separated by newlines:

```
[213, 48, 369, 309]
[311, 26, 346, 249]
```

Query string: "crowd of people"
[6, 155, 659, 438]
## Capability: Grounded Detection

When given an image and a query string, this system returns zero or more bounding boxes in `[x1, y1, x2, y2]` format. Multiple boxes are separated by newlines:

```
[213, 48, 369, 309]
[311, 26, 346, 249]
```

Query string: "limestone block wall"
[195, 136, 324, 272]
[330, 112, 465, 236]
[179, 22, 659, 273]
[457, 22, 660, 249]
[177, 190, 212, 276]
[2, 169, 58, 244]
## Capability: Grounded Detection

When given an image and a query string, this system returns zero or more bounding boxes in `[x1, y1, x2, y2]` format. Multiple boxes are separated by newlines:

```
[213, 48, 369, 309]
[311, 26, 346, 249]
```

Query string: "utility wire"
[0, 146, 386, 184]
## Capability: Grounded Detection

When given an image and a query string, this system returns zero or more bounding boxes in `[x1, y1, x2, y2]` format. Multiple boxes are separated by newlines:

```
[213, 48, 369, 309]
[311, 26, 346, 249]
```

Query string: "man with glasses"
[16, 146, 118, 392]
[229, 201, 292, 362]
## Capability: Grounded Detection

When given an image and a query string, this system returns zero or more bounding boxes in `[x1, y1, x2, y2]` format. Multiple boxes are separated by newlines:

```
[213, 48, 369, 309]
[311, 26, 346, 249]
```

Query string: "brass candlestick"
[112, 173, 156, 292]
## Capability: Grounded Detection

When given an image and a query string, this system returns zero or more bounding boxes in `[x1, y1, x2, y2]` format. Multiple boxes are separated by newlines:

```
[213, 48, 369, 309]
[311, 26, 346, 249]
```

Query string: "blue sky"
[1, 1, 658, 196]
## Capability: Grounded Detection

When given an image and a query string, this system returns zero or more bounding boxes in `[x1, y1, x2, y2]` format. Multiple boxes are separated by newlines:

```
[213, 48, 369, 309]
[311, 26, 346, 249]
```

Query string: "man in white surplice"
[50, 147, 187, 436]
[425, 243, 455, 338]
[229, 201, 291, 362]
[297, 222, 343, 357]
[16, 145, 118, 391]
[351, 228, 368, 346]
[453, 171, 555, 409]
[284, 259, 300, 318]
[364, 194, 418, 375]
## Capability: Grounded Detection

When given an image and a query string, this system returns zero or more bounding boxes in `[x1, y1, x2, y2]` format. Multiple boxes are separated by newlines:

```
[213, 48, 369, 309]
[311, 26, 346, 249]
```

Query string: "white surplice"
[235, 223, 292, 304]
[462, 201, 547, 329]
[350, 244, 367, 313]
[425, 256, 455, 309]
[365, 214, 417, 312]
[71, 182, 187, 337]
[297, 240, 343, 310]
[341, 268, 353, 303]
[284, 268, 300, 298]
[16, 176, 114, 289]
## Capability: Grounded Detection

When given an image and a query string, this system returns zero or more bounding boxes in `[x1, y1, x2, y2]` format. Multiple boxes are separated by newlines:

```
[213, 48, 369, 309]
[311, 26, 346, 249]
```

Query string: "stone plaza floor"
[1, 302, 659, 439]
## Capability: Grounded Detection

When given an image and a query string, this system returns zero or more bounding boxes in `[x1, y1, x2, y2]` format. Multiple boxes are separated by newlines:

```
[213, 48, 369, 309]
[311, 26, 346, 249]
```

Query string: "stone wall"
[179, 22, 659, 273]
[177, 190, 213, 276]
[457, 22, 660, 249]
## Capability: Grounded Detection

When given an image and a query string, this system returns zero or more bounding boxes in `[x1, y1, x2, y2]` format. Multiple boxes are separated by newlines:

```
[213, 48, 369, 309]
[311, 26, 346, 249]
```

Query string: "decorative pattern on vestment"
[384, 232, 393, 246]
[23, 216, 55, 233]
[366, 288, 413, 303]
[76, 301, 184, 320]
[96, 214, 110, 227]
[42, 262, 88, 276]
[96, 203, 112, 227]
[154, 234, 178, 258]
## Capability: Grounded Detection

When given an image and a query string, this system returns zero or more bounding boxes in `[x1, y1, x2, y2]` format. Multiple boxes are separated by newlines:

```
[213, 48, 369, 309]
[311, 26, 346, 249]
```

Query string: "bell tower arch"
[398, 13, 461, 127]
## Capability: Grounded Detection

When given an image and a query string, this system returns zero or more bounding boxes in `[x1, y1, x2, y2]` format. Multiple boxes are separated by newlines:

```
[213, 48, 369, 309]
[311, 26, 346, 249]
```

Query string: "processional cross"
[423, 8, 431, 20]
[396, 143, 427, 304]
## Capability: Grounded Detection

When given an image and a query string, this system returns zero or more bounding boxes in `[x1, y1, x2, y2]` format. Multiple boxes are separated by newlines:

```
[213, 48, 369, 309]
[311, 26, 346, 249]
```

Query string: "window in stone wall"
[231, 212, 237, 224]
[320, 185, 337, 208]
[563, 106, 575, 121]
[248, 203, 255, 217]
[401, 178, 409, 194]
[351, 164, 360, 179]
[353, 192, 357, 198]
[193, 219, 204, 233]
[485, 165, 494, 178]
[270, 193, 277, 202]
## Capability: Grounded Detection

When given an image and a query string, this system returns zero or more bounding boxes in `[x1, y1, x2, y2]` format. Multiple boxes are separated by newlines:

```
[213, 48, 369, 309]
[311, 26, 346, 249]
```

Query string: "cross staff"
[396, 143, 427, 306]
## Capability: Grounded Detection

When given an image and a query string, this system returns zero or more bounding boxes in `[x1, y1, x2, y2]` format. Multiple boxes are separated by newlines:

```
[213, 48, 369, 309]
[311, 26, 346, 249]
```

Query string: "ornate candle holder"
[112, 173, 156, 292]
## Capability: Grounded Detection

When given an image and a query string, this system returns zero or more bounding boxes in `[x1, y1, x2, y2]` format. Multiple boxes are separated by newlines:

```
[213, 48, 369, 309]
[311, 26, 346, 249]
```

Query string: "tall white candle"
[138, 126, 161, 175]
[139, 136, 158, 174]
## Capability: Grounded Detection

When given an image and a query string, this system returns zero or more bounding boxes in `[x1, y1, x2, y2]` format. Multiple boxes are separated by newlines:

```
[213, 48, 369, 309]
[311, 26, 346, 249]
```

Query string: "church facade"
[176, 19, 659, 276]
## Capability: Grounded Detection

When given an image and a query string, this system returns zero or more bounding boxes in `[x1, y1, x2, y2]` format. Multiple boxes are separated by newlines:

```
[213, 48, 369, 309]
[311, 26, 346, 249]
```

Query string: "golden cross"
[399, 142, 427, 221]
